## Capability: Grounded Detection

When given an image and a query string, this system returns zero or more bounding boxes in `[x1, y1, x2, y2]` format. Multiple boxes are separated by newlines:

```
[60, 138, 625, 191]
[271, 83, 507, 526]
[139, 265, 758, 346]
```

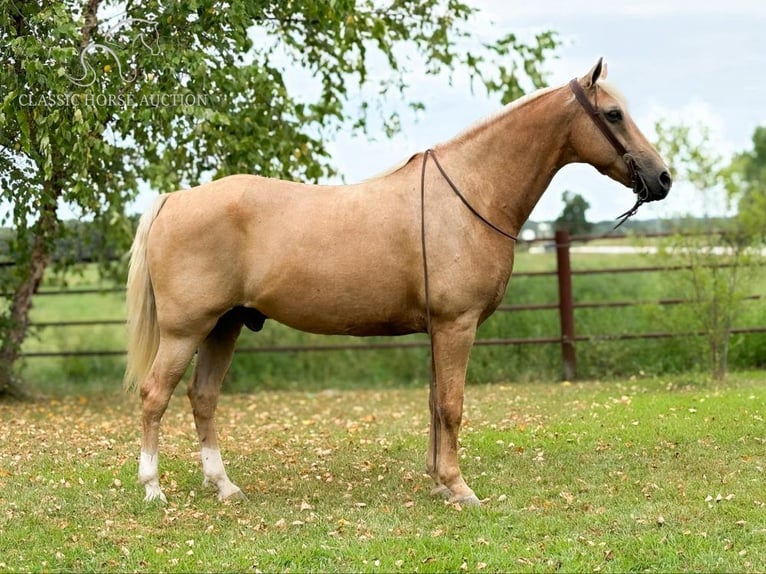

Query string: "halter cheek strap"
[569, 79, 628, 157]
[569, 78, 649, 229]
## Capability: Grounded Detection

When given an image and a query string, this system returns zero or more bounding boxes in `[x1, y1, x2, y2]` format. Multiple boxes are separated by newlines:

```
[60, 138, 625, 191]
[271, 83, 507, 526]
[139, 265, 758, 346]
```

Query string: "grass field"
[1, 372, 765, 572]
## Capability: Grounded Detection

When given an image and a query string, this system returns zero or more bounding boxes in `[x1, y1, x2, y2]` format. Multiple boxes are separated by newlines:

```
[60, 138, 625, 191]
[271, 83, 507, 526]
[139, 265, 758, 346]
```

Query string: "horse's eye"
[605, 109, 623, 123]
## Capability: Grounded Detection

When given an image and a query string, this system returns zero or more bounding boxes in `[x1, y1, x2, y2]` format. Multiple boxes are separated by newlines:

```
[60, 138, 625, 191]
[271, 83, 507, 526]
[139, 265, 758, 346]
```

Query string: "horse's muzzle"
[639, 168, 672, 202]
[655, 170, 673, 199]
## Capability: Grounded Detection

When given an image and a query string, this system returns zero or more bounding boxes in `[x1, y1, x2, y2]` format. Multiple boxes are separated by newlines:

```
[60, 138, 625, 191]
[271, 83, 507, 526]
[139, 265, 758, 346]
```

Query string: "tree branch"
[81, 0, 101, 49]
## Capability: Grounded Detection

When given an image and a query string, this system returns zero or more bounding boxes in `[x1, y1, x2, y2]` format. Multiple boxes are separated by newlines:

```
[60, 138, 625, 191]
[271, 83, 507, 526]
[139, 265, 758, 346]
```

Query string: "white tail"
[124, 194, 170, 391]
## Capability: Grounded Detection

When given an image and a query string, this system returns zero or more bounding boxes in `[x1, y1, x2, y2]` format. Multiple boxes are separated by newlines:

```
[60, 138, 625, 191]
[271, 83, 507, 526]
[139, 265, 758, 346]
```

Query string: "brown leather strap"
[569, 78, 650, 229]
[419, 149, 517, 473]
[424, 149, 518, 242]
[569, 79, 628, 157]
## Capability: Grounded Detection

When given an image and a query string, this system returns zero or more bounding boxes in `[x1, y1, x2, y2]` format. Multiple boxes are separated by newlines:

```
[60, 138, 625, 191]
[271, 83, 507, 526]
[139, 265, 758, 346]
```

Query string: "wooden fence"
[16, 230, 766, 379]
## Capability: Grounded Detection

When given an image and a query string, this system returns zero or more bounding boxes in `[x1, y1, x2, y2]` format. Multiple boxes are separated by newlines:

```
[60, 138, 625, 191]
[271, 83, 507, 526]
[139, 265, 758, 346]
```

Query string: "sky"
[322, 0, 766, 222]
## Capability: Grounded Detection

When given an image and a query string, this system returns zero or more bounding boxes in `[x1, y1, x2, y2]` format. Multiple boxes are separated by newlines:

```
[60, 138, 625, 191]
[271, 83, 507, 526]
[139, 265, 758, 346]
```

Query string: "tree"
[653, 121, 762, 380]
[0, 0, 559, 398]
[726, 126, 766, 242]
[554, 190, 592, 235]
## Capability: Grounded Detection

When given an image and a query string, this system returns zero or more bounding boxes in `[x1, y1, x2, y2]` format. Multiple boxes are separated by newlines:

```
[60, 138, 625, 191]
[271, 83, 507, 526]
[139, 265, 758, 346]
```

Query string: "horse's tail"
[124, 194, 170, 391]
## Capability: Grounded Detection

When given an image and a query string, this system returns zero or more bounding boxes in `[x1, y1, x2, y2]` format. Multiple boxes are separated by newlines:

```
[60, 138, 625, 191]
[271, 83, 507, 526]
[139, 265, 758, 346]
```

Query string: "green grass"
[1, 372, 766, 572]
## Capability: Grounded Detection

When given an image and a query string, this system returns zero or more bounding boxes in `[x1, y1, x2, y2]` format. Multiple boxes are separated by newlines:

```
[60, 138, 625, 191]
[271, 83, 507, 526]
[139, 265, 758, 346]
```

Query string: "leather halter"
[569, 79, 649, 228]
[569, 78, 628, 157]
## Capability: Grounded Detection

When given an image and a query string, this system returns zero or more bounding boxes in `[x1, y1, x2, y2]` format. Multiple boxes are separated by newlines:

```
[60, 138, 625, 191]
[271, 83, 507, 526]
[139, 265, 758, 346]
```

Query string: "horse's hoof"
[218, 486, 246, 502]
[143, 484, 167, 504]
[450, 493, 481, 507]
[430, 485, 452, 499]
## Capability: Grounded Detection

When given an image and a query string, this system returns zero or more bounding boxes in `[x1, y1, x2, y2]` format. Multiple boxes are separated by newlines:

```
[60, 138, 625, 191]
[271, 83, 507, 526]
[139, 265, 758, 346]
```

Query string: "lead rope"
[420, 150, 439, 474]
[420, 149, 518, 474]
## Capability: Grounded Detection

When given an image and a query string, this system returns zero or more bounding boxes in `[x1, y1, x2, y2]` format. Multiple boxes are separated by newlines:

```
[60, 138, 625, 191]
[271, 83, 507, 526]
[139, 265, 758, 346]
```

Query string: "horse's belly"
[275, 313, 419, 337]
[263, 304, 421, 337]
[249, 271, 422, 337]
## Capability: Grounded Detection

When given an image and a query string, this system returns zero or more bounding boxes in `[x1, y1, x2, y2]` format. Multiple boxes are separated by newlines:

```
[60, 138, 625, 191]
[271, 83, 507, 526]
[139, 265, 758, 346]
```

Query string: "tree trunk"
[0, 202, 58, 400]
[0, 0, 98, 400]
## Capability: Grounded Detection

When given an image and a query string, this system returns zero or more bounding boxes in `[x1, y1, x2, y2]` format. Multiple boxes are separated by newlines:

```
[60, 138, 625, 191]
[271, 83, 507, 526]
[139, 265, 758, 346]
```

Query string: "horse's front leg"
[426, 317, 481, 506]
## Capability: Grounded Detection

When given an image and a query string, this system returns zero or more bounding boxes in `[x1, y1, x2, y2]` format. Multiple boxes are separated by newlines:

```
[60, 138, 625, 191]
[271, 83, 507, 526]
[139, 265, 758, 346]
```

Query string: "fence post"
[555, 229, 576, 380]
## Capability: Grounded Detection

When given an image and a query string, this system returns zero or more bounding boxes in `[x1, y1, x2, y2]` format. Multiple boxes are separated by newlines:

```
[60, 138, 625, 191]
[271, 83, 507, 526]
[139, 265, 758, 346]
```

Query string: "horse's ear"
[582, 57, 605, 87]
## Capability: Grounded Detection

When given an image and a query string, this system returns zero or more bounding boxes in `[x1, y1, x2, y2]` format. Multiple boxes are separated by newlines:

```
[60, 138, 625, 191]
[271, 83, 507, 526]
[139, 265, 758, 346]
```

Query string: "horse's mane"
[366, 85, 559, 181]
[450, 85, 559, 144]
[597, 80, 629, 108]
[365, 80, 628, 182]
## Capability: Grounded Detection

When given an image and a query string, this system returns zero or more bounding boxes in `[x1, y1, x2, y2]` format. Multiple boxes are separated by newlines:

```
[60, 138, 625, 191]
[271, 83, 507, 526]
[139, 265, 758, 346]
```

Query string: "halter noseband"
[568, 78, 649, 229]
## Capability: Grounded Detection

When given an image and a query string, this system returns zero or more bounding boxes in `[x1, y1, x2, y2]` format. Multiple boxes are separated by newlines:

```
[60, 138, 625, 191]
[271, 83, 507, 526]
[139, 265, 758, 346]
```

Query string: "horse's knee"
[437, 398, 464, 430]
[140, 376, 172, 417]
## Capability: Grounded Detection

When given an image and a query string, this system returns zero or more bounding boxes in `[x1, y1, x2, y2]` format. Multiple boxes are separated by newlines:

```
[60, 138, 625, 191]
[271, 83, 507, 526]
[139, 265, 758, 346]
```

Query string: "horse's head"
[568, 58, 672, 209]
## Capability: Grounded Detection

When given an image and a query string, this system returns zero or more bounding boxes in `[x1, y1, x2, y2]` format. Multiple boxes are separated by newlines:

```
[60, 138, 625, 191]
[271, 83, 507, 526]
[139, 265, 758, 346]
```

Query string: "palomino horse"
[125, 59, 671, 505]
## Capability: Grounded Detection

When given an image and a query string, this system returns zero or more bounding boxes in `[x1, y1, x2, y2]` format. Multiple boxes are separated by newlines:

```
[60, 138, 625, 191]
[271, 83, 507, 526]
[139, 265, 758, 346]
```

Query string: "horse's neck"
[436, 87, 572, 235]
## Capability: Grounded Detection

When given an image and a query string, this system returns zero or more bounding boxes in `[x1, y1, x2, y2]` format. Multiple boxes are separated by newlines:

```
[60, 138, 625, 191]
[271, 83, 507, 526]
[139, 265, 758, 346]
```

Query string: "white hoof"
[218, 484, 246, 501]
[138, 451, 165, 503]
[144, 482, 167, 503]
[203, 476, 245, 501]
[200, 447, 243, 501]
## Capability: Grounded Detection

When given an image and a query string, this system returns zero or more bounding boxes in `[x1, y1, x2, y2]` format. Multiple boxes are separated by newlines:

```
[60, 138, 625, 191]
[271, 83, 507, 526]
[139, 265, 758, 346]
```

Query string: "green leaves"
[727, 127, 766, 242]
[481, 31, 560, 104]
[652, 118, 765, 380]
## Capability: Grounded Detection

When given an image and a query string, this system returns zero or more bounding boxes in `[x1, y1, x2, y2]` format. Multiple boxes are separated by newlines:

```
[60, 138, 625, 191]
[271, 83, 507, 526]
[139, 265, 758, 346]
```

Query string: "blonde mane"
[449, 85, 559, 143]
[366, 85, 559, 181]
[597, 79, 629, 108]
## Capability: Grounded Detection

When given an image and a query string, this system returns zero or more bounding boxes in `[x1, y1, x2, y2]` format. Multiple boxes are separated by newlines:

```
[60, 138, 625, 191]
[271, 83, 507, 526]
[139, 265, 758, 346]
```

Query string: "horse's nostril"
[659, 170, 672, 191]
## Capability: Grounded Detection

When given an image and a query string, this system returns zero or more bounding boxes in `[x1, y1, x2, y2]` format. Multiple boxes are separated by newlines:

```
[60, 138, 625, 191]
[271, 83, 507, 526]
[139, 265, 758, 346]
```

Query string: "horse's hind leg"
[139, 336, 199, 502]
[187, 311, 244, 500]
